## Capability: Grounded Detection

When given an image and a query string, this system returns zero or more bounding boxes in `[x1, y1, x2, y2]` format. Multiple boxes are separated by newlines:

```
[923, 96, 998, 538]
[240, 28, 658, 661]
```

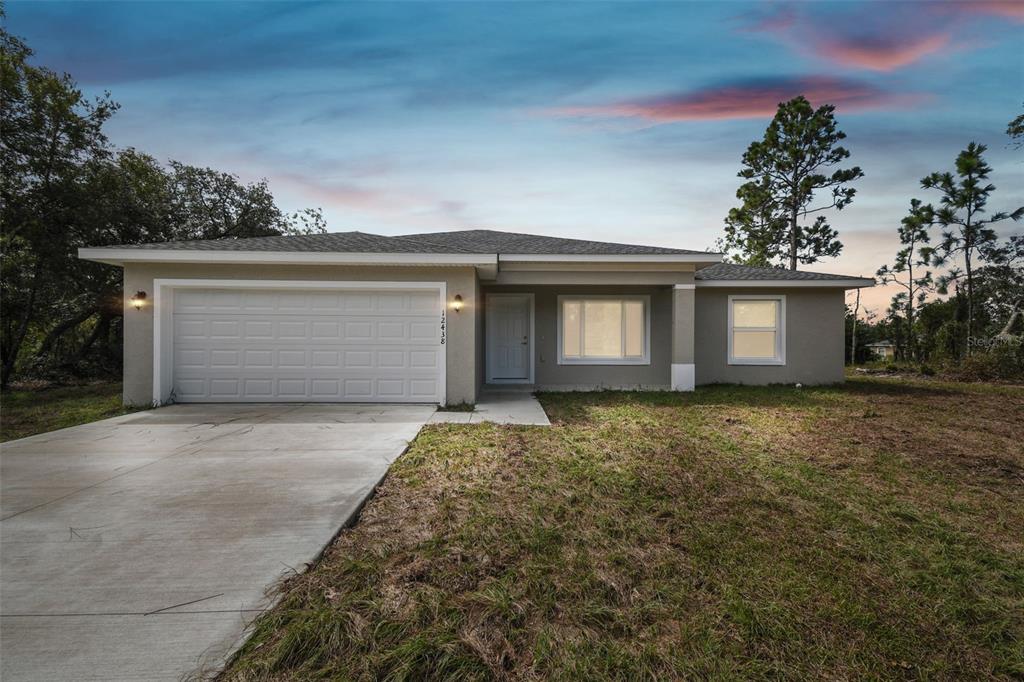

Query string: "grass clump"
[0, 381, 140, 442]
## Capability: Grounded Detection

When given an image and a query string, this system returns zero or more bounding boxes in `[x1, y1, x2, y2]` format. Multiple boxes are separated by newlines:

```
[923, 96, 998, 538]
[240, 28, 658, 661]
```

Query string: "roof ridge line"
[377, 231, 478, 254]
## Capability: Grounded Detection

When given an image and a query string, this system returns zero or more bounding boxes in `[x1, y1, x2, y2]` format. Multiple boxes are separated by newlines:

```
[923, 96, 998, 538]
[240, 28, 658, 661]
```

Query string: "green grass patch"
[224, 377, 1024, 680]
[0, 381, 141, 442]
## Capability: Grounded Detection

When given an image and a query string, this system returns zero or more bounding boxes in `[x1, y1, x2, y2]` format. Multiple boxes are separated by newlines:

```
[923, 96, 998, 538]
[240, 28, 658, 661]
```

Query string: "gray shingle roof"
[102, 229, 710, 256]
[107, 231, 470, 253]
[398, 229, 707, 255]
[695, 263, 870, 282]
[92, 230, 869, 281]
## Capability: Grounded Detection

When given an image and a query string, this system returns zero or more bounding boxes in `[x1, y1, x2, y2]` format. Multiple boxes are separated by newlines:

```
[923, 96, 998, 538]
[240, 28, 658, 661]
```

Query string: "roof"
[695, 263, 870, 282]
[101, 229, 707, 256]
[399, 229, 706, 255]
[105, 231, 469, 254]
[80, 229, 873, 285]
[866, 340, 895, 347]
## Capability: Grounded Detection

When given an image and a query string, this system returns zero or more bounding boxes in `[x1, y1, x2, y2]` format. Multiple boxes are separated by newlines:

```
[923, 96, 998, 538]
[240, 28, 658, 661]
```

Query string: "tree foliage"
[1007, 104, 1024, 150]
[921, 143, 1023, 343]
[876, 199, 934, 361]
[0, 22, 325, 387]
[719, 96, 863, 269]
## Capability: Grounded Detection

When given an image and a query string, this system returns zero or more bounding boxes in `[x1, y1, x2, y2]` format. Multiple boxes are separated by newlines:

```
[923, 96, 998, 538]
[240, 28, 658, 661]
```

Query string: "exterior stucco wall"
[121, 263, 479, 406]
[482, 285, 674, 389]
[694, 287, 846, 386]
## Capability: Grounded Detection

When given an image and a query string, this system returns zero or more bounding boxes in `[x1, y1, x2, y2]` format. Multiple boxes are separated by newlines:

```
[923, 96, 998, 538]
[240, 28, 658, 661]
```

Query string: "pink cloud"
[740, 4, 973, 71]
[547, 76, 924, 124]
[814, 32, 953, 72]
[943, 0, 1024, 21]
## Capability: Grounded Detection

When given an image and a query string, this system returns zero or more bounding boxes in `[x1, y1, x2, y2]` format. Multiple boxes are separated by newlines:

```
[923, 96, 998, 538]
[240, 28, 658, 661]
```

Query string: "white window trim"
[557, 294, 651, 366]
[727, 294, 786, 366]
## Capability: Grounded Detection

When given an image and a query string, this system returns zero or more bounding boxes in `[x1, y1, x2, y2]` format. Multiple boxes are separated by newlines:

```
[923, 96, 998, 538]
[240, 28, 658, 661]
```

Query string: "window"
[728, 295, 785, 365]
[559, 296, 649, 364]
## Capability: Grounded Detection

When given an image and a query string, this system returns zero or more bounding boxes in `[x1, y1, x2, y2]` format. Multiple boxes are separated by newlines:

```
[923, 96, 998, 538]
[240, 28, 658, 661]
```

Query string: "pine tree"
[720, 96, 863, 270]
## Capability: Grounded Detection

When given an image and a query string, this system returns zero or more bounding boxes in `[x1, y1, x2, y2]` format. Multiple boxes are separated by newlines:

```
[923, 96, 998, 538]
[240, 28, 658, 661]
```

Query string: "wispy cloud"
[737, 3, 976, 72]
[814, 33, 953, 72]
[545, 76, 924, 124]
[942, 0, 1024, 21]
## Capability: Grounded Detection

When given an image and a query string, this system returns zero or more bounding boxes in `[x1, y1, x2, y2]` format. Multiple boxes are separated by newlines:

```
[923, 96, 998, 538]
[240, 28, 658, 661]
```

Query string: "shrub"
[945, 341, 1024, 382]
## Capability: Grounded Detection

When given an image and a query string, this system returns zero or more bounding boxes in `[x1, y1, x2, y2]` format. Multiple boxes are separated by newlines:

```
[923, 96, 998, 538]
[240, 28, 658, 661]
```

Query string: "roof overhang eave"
[77, 248, 499, 269]
[695, 278, 875, 289]
[498, 253, 723, 264]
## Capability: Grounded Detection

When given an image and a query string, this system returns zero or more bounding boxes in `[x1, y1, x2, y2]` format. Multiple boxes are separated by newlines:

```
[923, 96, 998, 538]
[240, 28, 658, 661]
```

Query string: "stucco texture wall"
[121, 263, 479, 406]
[482, 285, 674, 389]
[694, 288, 846, 386]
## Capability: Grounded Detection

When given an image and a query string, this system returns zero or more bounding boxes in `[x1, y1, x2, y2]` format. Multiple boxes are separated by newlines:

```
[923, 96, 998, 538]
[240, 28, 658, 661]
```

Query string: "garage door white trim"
[152, 279, 447, 405]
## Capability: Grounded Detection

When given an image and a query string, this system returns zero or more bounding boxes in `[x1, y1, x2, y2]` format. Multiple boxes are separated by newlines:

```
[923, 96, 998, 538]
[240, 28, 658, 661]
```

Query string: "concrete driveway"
[0, 403, 434, 681]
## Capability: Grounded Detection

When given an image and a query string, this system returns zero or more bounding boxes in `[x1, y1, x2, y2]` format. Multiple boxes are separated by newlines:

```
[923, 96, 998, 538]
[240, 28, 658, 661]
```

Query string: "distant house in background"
[866, 340, 896, 361]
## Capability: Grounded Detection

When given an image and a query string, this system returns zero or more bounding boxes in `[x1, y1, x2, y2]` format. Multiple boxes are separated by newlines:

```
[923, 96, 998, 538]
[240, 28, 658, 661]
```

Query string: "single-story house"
[866, 340, 896, 360]
[79, 229, 874, 406]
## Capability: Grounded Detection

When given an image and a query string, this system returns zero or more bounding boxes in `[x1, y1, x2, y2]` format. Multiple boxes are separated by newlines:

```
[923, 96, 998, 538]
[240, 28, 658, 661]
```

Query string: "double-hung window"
[559, 296, 649, 365]
[728, 295, 785, 365]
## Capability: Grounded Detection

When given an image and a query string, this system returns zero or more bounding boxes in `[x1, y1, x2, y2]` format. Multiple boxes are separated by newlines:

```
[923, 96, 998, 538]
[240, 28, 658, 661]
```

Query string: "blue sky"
[8, 0, 1024, 311]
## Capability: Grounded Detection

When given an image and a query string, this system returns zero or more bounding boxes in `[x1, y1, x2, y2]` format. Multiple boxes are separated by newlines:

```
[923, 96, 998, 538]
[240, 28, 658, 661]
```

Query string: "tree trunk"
[965, 249, 974, 354]
[34, 307, 98, 363]
[907, 259, 916, 363]
[65, 314, 111, 369]
[850, 288, 860, 365]
[789, 203, 798, 270]
[996, 298, 1022, 340]
[1, 261, 43, 389]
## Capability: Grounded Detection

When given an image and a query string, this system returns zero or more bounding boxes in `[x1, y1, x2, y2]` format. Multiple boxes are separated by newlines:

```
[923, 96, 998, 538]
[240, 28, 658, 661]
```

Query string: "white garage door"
[171, 287, 442, 402]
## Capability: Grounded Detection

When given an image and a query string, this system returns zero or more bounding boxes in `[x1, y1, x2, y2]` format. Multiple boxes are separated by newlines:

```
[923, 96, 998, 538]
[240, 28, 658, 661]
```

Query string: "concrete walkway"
[429, 387, 551, 425]
[0, 403, 433, 681]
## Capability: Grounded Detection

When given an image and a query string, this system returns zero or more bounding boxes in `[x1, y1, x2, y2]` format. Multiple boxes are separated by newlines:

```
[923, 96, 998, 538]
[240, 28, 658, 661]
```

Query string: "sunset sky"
[9, 0, 1024, 312]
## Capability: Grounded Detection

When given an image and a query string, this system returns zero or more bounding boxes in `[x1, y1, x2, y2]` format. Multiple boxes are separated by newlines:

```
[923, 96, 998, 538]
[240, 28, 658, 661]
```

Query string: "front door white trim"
[485, 293, 535, 384]
[152, 279, 447, 405]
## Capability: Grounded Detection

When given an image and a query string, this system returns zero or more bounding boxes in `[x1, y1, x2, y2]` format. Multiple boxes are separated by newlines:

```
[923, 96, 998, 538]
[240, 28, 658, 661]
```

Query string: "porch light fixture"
[130, 290, 147, 310]
[451, 294, 463, 313]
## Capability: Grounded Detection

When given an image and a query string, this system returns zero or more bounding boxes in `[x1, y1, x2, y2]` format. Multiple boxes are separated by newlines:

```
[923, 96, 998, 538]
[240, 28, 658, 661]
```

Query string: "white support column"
[671, 284, 696, 391]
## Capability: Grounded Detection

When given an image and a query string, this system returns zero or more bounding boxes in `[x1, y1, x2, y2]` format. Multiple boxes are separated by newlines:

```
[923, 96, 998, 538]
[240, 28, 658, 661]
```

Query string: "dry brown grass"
[223, 376, 1024, 681]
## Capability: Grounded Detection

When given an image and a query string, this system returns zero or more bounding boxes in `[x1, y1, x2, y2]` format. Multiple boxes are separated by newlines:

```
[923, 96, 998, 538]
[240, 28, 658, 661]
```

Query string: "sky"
[8, 0, 1024, 313]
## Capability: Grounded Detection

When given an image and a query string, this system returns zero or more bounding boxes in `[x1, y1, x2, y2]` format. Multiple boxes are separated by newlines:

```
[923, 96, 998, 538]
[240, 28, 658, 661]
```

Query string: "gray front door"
[487, 294, 532, 382]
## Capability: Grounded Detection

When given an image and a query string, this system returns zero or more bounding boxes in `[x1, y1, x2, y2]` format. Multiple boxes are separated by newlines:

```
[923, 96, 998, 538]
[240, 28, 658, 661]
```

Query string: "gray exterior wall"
[121, 263, 479, 406]
[694, 287, 846, 386]
[483, 285, 674, 389]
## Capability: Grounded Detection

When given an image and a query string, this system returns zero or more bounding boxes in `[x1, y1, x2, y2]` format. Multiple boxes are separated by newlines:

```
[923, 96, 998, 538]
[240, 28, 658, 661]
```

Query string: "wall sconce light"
[130, 290, 147, 310]
[451, 294, 463, 313]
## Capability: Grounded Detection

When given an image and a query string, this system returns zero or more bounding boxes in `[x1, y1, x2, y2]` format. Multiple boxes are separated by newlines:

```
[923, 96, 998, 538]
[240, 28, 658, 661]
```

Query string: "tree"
[719, 178, 787, 266]
[1008, 104, 1024, 150]
[0, 21, 118, 387]
[921, 143, 1023, 346]
[164, 162, 325, 242]
[876, 199, 935, 361]
[0, 21, 327, 387]
[849, 287, 861, 365]
[719, 96, 863, 270]
[977, 235, 1024, 341]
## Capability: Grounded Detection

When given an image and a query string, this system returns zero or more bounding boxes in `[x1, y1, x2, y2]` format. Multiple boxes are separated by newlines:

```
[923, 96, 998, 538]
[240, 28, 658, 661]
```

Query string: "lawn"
[0, 381, 139, 442]
[224, 376, 1024, 680]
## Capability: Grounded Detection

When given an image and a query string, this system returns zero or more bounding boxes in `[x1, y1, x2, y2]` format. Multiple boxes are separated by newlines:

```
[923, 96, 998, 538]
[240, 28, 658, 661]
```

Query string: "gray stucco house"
[79, 229, 874, 406]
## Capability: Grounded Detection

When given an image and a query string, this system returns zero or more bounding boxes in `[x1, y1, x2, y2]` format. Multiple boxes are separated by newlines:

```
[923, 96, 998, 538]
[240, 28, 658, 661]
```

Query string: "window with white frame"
[728, 295, 785, 365]
[559, 296, 649, 364]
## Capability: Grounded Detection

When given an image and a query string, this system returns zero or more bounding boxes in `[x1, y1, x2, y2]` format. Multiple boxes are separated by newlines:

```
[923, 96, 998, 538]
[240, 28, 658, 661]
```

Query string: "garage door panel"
[176, 290, 437, 316]
[171, 288, 442, 402]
